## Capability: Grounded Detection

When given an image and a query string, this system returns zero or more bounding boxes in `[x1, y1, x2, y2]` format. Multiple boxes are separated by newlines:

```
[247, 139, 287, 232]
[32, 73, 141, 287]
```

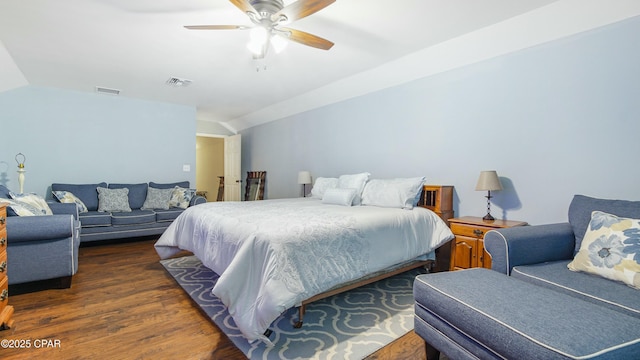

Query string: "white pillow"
[10, 192, 53, 215]
[310, 177, 339, 199]
[322, 188, 357, 206]
[337, 172, 370, 205]
[361, 177, 426, 209]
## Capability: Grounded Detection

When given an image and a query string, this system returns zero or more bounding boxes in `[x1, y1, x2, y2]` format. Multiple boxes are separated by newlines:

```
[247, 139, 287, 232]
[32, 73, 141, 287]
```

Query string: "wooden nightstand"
[0, 203, 14, 330]
[448, 216, 527, 271]
[418, 185, 454, 272]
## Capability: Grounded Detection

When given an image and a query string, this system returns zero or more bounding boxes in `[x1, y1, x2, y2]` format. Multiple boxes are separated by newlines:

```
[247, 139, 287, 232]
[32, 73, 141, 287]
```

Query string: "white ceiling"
[1, 0, 639, 133]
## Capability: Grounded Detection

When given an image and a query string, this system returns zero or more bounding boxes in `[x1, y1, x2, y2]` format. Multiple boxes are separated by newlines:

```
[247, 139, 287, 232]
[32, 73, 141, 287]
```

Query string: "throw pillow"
[1, 197, 41, 216]
[322, 188, 357, 206]
[169, 187, 196, 209]
[52, 190, 89, 213]
[568, 211, 640, 289]
[9, 192, 53, 215]
[97, 187, 132, 212]
[142, 187, 174, 210]
[337, 172, 371, 205]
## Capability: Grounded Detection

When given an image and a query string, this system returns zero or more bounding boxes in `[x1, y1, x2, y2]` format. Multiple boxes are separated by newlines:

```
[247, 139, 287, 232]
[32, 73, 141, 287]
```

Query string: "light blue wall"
[241, 16, 640, 225]
[0, 86, 196, 197]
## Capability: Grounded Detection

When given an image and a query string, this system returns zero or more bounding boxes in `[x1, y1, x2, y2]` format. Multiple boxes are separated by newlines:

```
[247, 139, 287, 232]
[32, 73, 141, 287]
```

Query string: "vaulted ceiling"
[1, 1, 638, 133]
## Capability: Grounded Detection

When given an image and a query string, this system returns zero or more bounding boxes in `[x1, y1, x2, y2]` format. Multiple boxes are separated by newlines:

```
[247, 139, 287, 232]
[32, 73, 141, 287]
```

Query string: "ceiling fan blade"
[229, 0, 258, 15]
[184, 25, 249, 30]
[272, 0, 335, 24]
[281, 28, 334, 50]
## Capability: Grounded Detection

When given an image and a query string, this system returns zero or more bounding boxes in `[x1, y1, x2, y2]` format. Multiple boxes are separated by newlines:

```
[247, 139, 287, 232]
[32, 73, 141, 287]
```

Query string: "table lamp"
[298, 171, 312, 197]
[475, 170, 503, 221]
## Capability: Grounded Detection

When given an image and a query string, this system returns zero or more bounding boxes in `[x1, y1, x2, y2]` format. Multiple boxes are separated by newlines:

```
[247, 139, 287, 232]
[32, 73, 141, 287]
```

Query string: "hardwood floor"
[0, 238, 426, 360]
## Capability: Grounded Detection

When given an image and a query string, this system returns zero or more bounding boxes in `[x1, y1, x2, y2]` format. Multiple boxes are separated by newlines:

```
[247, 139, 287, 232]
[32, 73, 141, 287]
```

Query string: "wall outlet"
[182, 164, 191, 172]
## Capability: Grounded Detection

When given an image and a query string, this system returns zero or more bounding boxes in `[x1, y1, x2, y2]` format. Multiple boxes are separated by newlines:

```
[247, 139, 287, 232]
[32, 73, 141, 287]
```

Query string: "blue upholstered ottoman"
[413, 268, 640, 360]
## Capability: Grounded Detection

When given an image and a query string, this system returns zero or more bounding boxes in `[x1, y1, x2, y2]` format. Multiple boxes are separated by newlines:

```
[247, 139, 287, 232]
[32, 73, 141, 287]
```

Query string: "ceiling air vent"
[95, 86, 121, 96]
[165, 77, 192, 87]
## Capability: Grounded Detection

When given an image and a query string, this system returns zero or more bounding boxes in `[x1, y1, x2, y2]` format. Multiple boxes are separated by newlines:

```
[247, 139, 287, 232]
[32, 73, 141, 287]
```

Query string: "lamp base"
[482, 213, 495, 221]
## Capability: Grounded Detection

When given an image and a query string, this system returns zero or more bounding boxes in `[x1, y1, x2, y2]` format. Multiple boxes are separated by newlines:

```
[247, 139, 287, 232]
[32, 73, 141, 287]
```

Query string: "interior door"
[223, 134, 241, 201]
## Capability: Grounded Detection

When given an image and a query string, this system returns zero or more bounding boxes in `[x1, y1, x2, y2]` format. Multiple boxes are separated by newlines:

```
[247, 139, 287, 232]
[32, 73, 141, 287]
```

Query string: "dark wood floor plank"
[0, 238, 423, 359]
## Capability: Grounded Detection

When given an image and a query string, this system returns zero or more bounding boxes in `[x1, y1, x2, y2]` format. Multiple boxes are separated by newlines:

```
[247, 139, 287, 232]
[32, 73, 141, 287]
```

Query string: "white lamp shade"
[475, 170, 503, 191]
[298, 171, 312, 185]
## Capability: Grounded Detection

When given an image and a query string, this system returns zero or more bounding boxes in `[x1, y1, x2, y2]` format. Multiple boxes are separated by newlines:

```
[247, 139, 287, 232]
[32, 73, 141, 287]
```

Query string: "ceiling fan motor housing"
[250, 0, 285, 19]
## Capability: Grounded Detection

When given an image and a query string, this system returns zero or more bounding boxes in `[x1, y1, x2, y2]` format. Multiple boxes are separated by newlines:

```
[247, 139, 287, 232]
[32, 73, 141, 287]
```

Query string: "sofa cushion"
[52, 183, 107, 211]
[108, 183, 148, 210]
[149, 181, 190, 189]
[97, 187, 132, 212]
[568, 211, 640, 289]
[154, 208, 184, 222]
[142, 186, 174, 210]
[569, 195, 640, 254]
[414, 268, 640, 359]
[512, 261, 640, 319]
[79, 211, 112, 227]
[111, 209, 156, 226]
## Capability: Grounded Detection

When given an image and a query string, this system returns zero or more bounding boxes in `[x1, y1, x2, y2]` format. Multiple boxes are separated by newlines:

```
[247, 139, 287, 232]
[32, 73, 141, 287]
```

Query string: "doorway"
[195, 136, 225, 201]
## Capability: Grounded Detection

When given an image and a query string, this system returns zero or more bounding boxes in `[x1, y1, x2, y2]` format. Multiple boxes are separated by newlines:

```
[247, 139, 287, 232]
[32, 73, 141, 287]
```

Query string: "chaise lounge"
[413, 195, 640, 359]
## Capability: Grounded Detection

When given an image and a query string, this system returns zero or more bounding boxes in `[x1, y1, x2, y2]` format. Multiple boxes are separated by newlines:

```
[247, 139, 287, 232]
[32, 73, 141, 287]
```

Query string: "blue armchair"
[413, 195, 640, 359]
[1, 185, 81, 289]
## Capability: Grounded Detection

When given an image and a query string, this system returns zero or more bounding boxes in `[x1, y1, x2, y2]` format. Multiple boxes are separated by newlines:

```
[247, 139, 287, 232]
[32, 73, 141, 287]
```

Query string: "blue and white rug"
[160, 255, 424, 359]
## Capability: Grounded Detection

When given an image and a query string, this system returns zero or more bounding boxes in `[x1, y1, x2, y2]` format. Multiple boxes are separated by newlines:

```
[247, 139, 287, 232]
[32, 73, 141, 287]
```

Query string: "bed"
[155, 182, 454, 345]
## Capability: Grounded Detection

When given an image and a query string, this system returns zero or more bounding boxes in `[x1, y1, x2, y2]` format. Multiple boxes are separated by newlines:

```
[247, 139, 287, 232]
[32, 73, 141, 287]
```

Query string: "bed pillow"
[97, 187, 132, 212]
[53, 190, 89, 213]
[322, 188, 357, 206]
[361, 177, 426, 210]
[310, 177, 339, 199]
[568, 211, 640, 289]
[9, 192, 53, 215]
[337, 172, 370, 205]
[142, 186, 174, 210]
[169, 187, 196, 209]
[1, 197, 41, 216]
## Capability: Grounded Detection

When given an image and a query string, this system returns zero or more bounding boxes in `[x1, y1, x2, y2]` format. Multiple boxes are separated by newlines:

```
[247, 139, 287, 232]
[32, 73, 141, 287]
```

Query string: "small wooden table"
[448, 216, 527, 271]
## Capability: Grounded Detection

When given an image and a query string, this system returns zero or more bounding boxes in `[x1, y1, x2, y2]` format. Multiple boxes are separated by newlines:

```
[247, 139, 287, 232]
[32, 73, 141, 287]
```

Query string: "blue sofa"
[413, 195, 640, 359]
[51, 181, 205, 242]
[0, 185, 81, 287]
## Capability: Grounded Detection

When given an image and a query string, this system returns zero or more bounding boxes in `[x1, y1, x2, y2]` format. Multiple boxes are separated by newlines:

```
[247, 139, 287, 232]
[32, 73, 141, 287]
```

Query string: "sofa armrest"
[6, 215, 76, 243]
[190, 195, 206, 206]
[48, 202, 79, 220]
[484, 223, 575, 275]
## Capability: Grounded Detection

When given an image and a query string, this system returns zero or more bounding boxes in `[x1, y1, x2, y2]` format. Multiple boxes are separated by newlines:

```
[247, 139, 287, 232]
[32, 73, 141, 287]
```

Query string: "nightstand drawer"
[0, 250, 6, 275]
[0, 228, 6, 250]
[450, 223, 495, 239]
[0, 276, 7, 308]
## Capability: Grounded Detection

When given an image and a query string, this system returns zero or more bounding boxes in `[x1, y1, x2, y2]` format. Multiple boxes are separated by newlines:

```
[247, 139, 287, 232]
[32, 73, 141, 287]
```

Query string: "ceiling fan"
[184, 0, 335, 59]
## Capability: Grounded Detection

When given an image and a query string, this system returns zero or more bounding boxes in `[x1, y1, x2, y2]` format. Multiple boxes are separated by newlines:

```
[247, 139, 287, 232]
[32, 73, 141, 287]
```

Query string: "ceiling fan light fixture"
[271, 34, 288, 53]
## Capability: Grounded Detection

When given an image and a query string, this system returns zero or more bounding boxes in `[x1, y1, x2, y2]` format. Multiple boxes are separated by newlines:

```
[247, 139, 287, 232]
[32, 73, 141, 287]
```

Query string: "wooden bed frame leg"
[293, 305, 306, 328]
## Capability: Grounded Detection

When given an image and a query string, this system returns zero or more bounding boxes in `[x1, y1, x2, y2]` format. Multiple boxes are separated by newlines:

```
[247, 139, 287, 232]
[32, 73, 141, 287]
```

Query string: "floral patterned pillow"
[9, 192, 53, 215]
[52, 190, 88, 213]
[168, 187, 195, 209]
[568, 211, 640, 289]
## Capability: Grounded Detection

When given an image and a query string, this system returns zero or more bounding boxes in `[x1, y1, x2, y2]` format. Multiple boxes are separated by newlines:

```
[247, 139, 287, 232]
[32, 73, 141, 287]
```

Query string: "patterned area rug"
[160, 255, 425, 359]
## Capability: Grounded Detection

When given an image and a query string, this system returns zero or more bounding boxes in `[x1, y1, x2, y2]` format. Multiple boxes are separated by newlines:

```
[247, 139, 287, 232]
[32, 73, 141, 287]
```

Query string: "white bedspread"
[155, 198, 453, 343]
